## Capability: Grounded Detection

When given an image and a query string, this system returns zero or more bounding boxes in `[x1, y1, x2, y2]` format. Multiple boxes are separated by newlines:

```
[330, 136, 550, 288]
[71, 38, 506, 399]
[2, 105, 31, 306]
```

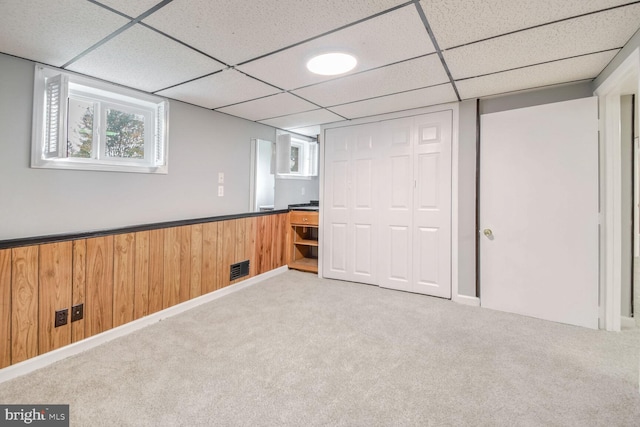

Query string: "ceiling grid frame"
[0, 0, 637, 135]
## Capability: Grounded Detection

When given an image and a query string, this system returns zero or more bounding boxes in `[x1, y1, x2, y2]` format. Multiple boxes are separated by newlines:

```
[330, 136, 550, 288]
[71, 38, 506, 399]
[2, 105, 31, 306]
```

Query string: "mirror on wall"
[249, 134, 320, 212]
[249, 138, 275, 212]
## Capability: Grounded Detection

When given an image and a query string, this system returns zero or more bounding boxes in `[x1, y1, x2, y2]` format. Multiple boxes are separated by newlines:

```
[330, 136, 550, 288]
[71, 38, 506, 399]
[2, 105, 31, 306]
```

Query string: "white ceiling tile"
[97, 0, 164, 18]
[67, 24, 225, 92]
[443, 4, 640, 80]
[156, 69, 280, 109]
[237, 6, 435, 90]
[143, 0, 406, 65]
[0, 0, 129, 67]
[288, 126, 322, 138]
[292, 54, 448, 107]
[259, 109, 344, 130]
[217, 93, 317, 122]
[456, 50, 618, 99]
[423, 0, 635, 49]
[330, 84, 457, 119]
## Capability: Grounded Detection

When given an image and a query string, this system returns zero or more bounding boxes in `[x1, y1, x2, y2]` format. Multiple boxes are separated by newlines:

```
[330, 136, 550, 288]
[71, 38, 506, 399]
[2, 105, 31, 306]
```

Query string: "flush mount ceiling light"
[306, 52, 357, 76]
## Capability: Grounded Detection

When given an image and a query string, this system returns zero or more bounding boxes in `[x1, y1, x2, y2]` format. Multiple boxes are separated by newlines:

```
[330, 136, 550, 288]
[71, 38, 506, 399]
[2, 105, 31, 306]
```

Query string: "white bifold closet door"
[378, 111, 452, 297]
[323, 110, 452, 298]
[323, 123, 378, 284]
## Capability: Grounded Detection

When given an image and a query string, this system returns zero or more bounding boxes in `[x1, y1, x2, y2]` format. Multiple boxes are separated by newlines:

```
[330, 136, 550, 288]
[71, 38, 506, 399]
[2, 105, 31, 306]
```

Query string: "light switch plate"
[218, 185, 224, 197]
[218, 172, 224, 184]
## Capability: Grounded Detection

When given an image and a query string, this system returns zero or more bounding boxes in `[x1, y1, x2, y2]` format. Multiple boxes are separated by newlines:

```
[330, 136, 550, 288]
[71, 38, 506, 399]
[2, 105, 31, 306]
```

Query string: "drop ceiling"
[1, 0, 639, 137]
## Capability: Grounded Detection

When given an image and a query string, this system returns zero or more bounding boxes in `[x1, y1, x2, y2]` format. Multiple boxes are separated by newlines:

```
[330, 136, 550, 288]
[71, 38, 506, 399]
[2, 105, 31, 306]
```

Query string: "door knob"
[483, 229, 493, 238]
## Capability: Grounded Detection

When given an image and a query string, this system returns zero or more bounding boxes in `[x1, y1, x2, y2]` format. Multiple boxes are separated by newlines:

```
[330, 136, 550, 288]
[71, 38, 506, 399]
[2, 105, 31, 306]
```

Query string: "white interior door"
[379, 117, 414, 291]
[378, 111, 452, 297]
[412, 111, 452, 298]
[323, 123, 377, 284]
[480, 97, 599, 329]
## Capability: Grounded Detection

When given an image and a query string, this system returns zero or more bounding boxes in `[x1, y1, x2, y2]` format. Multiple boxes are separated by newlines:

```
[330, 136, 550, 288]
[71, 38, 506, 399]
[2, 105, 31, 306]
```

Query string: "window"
[32, 64, 168, 174]
[276, 133, 318, 178]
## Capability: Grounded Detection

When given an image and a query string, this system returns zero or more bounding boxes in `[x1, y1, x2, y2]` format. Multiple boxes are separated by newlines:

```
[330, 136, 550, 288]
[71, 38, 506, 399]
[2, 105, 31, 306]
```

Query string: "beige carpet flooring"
[0, 270, 639, 426]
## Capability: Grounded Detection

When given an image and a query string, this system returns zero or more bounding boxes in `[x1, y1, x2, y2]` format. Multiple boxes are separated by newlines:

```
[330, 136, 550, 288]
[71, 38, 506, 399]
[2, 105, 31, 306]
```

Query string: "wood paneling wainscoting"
[0, 212, 289, 369]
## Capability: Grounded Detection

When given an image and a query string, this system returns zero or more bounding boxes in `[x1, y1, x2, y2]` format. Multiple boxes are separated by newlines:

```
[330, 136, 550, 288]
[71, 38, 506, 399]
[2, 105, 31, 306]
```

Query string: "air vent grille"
[230, 260, 250, 281]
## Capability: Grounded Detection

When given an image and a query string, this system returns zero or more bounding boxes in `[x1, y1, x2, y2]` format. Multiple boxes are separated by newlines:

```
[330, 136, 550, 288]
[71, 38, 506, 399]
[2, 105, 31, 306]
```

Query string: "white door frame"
[594, 47, 640, 331]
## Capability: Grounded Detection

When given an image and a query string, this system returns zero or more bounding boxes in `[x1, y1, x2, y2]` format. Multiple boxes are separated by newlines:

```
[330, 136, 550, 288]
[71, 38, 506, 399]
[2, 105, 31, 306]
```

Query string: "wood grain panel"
[216, 222, 225, 289]
[71, 240, 86, 343]
[113, 234, 135, 328]
[163, 227, 181, 308]
[231, 219, 247, 285]
[11, 246, 39, 363]
[220, 220, 236, 289]
[190, 224, 203, 299]
[235, 218, 246, 263]
[148, 229, 164, 314]
[274, 213, 288, 268]
[86, 236, 114, 338]
[254, 215, 273, 275]
[179, 226, 191, 303]
[134, 231, 150, 320]
[245, 217, 257, 278]
[0, 249, 11, 368]
[201, 222, 218, 294]
[38, 242, 73, 354]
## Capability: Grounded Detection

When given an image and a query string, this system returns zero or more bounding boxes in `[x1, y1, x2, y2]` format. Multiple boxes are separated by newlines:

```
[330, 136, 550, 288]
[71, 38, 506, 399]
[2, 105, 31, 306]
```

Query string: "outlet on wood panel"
[54, 309, 68, 328]
[71, 304, 83, 322]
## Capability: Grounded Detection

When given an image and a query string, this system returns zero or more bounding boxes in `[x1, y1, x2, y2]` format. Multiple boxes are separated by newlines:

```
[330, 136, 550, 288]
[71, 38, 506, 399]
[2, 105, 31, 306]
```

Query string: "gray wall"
[479, 81, 594, 115]
[621, 95, 634, 317]
[0, 53, 279, 240]
[457, 99, 478, 297]
[274, 176, 319, 209]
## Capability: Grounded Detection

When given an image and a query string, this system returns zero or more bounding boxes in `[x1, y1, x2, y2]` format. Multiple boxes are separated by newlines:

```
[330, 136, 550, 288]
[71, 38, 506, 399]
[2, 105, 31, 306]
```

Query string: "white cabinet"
[323, 110, 452, 298]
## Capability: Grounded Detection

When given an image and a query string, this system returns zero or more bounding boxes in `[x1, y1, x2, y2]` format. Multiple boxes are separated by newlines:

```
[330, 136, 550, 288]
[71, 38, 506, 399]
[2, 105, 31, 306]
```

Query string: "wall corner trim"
[0, 266, 289, 384]
[453, 294, 480, 307]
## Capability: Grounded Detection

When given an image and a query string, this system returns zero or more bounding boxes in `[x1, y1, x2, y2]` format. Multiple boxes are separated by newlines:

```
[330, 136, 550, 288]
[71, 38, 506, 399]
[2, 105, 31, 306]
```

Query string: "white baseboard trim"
[0, 266, 288, 384]
[453, 294, 480, 307]
[621, 316, 637, 329]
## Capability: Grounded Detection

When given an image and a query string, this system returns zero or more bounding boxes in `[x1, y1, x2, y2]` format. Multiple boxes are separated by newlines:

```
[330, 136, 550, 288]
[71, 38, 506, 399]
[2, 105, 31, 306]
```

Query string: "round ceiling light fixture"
[306, 52, 357, 76]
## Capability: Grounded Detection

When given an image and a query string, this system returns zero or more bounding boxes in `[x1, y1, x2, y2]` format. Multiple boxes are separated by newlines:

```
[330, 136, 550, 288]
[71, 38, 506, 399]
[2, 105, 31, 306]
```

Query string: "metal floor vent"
[230, 260, 250, 281]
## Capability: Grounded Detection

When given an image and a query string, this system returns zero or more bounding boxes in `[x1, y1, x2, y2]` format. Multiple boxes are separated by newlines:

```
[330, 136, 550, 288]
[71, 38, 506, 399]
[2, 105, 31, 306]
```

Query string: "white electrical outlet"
[218, 185, 224, 197]
[301, 187, 305, 195]
[218, 172, 224, 184]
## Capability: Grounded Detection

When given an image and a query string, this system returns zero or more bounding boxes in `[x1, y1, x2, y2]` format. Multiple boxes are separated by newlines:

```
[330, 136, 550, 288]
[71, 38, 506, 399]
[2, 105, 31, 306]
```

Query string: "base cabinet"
[288, 211, 318, 273]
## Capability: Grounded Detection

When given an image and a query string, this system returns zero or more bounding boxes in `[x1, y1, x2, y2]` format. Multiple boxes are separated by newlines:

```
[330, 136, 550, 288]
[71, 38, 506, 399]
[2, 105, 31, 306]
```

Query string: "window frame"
[275, 132, 318, 179]
[31, 64, 169, 174]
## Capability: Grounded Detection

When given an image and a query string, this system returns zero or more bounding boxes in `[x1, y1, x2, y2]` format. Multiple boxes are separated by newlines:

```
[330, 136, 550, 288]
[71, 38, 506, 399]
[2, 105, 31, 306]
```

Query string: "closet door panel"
[413, 111, 452, 297]
[379, 118, 413, 291]
[324, 127, 352, 280]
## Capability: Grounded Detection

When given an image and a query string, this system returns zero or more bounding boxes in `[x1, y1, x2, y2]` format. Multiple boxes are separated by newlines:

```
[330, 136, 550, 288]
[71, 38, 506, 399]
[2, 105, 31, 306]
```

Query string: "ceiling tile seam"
[61, 0, 175, 68]
[211, 92, 287, 111]
[255, 107, 341, 123]
[442, 0, 640, 52]
[232, 69, 286, 92]
[152, 69, 229, 94]
[139, 22, 231, 68]
[289, 52, 440, 92]
[413, 1, 460, 101]
[88, 0, 136, 20]
[234, 1, 416, 67]
[332, 99, 458, 122]
[453, 48, 622, 82]
[236, 107, 320, 122]
[325, 82, 453, 109]
[462, 78, 595, 101]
